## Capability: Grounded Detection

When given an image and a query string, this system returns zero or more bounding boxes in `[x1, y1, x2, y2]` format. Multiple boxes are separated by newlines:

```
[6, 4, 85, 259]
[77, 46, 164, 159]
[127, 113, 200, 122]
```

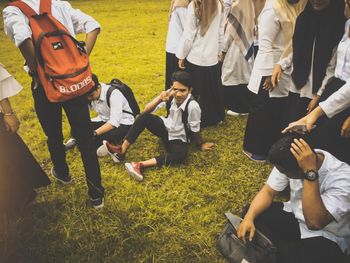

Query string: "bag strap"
[182, 96, 194, 143]
[225, 212, 243, 229]
[40, 0, 52, 15]
[8, 1, 37, 18]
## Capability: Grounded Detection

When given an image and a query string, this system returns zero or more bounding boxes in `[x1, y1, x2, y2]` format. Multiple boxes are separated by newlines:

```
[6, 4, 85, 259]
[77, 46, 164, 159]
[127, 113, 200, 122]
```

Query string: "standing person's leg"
[63, 95, 104, 200]
[31, 84, 70, 180]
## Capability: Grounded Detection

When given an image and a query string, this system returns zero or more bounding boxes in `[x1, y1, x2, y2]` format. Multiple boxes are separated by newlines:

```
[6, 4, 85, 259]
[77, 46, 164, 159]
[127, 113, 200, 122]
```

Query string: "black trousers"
[90, 121, 131, 148]
[165, 52, 179, 91]
[32, 84, 104, 199]
[125, 113, 188, 166]
[243, 202, 346, 263]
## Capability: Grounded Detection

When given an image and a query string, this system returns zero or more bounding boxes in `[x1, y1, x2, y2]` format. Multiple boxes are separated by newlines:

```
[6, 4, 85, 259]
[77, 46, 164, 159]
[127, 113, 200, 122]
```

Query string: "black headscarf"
[292, 0, 346, 94]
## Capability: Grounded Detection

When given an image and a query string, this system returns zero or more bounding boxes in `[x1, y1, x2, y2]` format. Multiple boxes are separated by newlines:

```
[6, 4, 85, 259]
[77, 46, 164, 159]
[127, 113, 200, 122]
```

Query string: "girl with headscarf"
[220, 0, 257, 116]
[176, 0, 225, 127]
[272, 0, 346, 123]
[0, 64, 50, 219]
[242, 0, 306, 162]
[165, 0, 190, 91]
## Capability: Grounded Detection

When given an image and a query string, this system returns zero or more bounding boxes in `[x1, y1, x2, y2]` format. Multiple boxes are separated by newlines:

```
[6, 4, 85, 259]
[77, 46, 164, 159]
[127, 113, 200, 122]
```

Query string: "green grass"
[0, 1, 272, 262]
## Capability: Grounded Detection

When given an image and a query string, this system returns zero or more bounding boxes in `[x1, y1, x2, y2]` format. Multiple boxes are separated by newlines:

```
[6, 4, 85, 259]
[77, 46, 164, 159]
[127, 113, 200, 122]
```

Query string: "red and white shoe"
[125, 162, 144, 181]
[103, 140, 124, 163]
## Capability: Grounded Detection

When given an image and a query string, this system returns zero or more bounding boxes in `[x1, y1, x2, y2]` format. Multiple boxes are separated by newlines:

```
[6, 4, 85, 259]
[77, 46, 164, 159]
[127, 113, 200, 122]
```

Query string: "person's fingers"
[294, 139, 306, 150]
[291, 142, 302, 154]
[249, 227, 255, 242]
[290, 147, 299, 159]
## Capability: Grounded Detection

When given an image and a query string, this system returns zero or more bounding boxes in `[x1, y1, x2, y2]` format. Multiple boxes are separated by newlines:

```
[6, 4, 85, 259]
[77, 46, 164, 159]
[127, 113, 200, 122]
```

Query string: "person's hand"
[271, 64, 282, 88]
[236, 218, 255, 244]
[160, 88, 177, 102]
[3, 114, 20, 133]
[282, 113, 318, 134]
[178, 59, 185, 69]
[341, 116, 350, 139]
[307, 95, 320, 114]
[262, 76, 274, 91]
[290, 138, 317, 173]
[201, 142, 215, 151]
[218, 52, 226, 63]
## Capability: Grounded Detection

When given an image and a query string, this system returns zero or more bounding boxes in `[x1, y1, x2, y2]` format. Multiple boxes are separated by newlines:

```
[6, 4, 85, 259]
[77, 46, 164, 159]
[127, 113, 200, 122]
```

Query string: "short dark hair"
[88, 73, 100, 94]
[267, 134, 314, 172]
[171, 71, 193, 89]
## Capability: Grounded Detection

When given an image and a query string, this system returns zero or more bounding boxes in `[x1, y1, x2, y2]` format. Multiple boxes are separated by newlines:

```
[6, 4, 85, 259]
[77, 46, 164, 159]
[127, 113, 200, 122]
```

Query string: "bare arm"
[85, 28, 100, 56]
[237, 184, 279, 243]
[0, 98, 20, 133]
[143, 95, 163, 113]
[94, 122, 114, 136]
[18, 38, 36, 72]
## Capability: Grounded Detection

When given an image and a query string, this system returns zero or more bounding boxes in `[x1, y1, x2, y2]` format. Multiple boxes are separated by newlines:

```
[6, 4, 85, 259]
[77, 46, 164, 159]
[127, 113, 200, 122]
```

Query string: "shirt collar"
[97, 82, 108, 103]
[170, 93, 192, 111]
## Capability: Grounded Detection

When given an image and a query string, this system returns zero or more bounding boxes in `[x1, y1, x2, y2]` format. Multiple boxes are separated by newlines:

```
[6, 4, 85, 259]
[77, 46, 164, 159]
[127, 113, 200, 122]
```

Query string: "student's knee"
[136, 112, 152, 123]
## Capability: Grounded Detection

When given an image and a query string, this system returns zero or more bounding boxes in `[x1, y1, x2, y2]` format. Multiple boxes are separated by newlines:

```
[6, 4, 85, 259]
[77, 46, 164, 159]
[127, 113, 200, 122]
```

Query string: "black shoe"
[51, 167, 72, 184]
[90, 197, 104, 209]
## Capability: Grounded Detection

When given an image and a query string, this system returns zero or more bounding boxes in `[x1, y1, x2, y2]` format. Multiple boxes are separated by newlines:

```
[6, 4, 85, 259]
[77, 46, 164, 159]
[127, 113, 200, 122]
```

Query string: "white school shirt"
[3, 0, 100, 48]
[90, 83, 134, 128]
[166, 7, 187, 54]
[224, 0, 233, 19]
[176, 1, 224, 66]
[157, 94, 201, 143]
[0, 64, 23, 102]
[278, 45, 336, 100]
[247, 0, 291, 98]
[221, 36, 253, 86]
[319, 83, 350, 118]
[267, 150, 350, 254]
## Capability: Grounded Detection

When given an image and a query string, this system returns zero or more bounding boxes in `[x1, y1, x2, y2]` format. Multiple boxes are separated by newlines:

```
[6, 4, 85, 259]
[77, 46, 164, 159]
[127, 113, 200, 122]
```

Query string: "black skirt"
[185, 60, 224, 127]
[284, 91, 311, 125]
[0, 115, 50, 217]
[223, 84, 253, 113]
[311, 77, 350, 164]
[165, 52, 179, 91]
[243, 78, 288, 156]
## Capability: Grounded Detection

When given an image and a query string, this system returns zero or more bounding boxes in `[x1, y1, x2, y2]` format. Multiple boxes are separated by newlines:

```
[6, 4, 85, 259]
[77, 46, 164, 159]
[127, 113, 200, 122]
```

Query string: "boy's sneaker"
[227, 110, 248, 116]
[103, 140, 124, 163]
[125, 162, 144, 182]
[96, 143, 109, 157]
[242, 149, 267, 163]
[64, 138, 77, 151]
[51, 167, 72, 184]
[90, 197, 104, 209]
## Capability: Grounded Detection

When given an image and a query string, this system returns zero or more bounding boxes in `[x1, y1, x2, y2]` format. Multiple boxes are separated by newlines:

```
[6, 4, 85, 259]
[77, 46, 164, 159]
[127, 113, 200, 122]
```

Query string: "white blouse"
[0, 64, 23, 101]
[176, 1, 224, 66]
[248, 0, 291, 98]
[166, 7, 188, 54]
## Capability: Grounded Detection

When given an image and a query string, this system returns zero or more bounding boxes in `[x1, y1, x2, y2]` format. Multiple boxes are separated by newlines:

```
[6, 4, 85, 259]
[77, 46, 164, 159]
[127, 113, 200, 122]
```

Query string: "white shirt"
[90, 83, 134, 128]
[3, 0, 100, 48]
[0, 64, 23, 101]
[248, 0, 291, 98]
[267, 150, 350, 254]
[176, 1, 224, 66]
[158, 94, 201, 143]
[221, 38, 253, 86]
[319, 83, 350, 118]
[166, 7, 187, 54]
[224, 0, 233, 19]
[278, 46, 336, 99]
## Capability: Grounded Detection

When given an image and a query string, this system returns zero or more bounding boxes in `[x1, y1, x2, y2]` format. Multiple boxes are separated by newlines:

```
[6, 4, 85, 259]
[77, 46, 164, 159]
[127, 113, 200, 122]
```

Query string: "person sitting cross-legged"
[104, 71, 215, 181]
[65, 74, 135, 157]
[236, 135, 350, 263]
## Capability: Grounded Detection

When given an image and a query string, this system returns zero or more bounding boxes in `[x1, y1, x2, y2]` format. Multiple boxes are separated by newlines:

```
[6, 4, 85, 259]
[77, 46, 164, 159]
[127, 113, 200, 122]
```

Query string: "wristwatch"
[304, 170, 319, 181]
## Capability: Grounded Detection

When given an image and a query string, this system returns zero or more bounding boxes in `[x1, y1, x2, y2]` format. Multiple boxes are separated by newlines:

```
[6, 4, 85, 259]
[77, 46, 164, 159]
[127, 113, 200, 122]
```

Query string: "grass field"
[0, 1, 272, 262]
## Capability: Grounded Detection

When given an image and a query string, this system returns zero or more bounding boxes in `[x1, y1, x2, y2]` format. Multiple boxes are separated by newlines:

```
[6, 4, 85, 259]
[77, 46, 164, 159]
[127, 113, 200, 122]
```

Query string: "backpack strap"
[40, 0, 52, 15]
[106, 85, 134, 116]
[8, 1, 37, 18]
[182, 96, 194, 143]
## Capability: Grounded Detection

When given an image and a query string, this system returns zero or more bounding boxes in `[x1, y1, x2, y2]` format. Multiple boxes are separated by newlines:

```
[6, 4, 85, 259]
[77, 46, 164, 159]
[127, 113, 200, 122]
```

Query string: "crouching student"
[237, 135, 350, 263]
[65, 74, 134, 156]
[104, 71, 215, 181]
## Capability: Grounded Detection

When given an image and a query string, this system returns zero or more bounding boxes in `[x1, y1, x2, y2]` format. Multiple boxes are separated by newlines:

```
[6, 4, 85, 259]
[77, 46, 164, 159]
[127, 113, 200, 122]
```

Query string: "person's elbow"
[305, 218, 325, 230]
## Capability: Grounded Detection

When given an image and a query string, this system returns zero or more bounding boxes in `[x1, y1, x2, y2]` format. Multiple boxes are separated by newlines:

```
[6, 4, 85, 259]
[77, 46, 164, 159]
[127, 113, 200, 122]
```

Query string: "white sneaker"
[96, 144, 109, 157]
[226, 110, 248, 116]
[64, 138, 77, 151]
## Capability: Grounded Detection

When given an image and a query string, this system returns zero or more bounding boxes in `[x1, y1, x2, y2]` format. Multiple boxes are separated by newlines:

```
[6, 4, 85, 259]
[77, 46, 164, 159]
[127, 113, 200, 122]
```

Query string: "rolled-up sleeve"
[107, 90, 123, 128]
[63, 2, 100, 34]
[3, 6, 32, 47]
[266, 167, 289, 192]
[176, 3, 197, 59]
[187, 101, 201, 132]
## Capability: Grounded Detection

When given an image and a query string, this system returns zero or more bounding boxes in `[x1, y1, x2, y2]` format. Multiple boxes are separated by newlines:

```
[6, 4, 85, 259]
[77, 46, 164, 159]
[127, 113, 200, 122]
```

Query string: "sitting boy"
[65, 74, 134, 154]
[104, 71, 214, 181]
[237, 135, 350, 263]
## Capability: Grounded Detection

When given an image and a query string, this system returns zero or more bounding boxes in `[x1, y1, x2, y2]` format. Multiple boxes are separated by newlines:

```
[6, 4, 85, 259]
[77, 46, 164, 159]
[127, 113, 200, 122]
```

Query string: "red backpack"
[8, 0, 95, 102]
